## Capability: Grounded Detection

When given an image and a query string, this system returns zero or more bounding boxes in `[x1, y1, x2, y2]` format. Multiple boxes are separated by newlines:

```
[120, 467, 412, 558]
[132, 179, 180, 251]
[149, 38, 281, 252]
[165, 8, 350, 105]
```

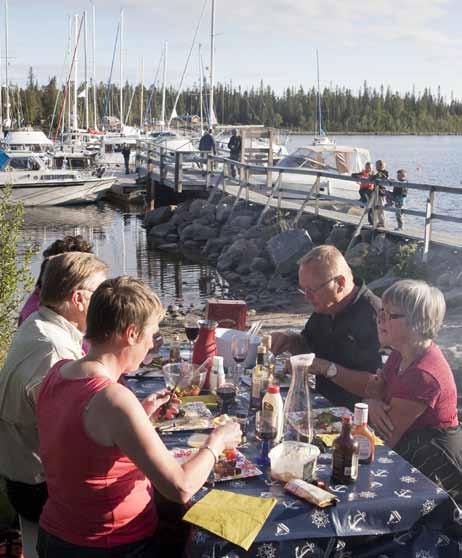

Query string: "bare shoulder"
[94, 382, 141, 414]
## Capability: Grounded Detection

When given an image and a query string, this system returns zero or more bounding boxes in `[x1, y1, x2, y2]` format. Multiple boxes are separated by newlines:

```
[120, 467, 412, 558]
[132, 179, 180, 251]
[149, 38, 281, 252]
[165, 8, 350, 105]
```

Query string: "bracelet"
[202, 445, 219, 465]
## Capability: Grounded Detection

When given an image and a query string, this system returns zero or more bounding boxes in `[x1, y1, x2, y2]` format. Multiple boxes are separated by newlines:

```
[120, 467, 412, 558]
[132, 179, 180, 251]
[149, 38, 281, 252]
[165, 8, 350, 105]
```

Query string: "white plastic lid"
[354, 402, 369, 425]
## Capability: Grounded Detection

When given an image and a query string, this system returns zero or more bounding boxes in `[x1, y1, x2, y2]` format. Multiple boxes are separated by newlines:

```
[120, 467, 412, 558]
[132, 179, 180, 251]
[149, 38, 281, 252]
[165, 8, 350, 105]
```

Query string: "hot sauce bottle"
[352, 403, 375, 465]
[331, 416, 359, 484]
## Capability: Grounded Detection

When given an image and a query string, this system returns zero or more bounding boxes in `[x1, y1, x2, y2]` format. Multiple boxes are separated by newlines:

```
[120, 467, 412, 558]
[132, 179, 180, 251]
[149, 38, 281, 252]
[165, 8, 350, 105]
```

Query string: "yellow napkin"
[318, 433, 384, 447]
[183, 490, 277, 550]
[180, 394, 219, 407]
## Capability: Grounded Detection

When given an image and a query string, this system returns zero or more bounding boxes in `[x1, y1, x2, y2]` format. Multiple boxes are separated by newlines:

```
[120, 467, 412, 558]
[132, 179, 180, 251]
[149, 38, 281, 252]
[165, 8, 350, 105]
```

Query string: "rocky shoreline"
[144, 192, 462, 379]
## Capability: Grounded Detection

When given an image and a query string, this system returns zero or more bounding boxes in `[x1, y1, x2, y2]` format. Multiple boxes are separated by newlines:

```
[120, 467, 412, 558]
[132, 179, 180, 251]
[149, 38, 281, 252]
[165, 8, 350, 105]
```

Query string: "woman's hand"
[208, 421, 242, 455]
[365, 398, 394, 441]
[141, 389, 180, 419]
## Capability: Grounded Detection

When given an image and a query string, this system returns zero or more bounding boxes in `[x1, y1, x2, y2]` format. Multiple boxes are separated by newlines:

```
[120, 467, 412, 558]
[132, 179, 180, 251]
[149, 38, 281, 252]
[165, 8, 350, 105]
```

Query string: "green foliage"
[392, 242, 428, 279]
[0, 185, 34, 366]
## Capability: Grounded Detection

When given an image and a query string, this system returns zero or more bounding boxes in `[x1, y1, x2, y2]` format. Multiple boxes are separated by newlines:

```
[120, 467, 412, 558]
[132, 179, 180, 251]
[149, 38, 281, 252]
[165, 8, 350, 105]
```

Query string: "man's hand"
[271, 331, 306, 355]
[366, 398, 394, 441]
[309, 357, 330, 376]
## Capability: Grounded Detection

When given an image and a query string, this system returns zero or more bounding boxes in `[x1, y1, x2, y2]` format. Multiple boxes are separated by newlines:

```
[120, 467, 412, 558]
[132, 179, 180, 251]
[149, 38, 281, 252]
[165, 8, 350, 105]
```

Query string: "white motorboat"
[1, 128, 54, 155]
[0, 152, 116, 206]
[255, 142, 372, 201]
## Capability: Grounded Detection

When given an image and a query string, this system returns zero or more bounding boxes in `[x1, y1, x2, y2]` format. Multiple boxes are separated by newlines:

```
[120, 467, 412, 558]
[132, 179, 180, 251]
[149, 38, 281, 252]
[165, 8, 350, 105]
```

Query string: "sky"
[4, 0, 462, 100]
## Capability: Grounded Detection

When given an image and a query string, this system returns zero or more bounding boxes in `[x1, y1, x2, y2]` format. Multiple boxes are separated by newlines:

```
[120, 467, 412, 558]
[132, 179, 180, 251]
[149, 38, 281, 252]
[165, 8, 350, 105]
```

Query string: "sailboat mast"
[84, 10, 89, 129]
[92, 1, 97, 129]
[67, 15, 71, 132]
[316, 49, 322, 136]
[208, 0, 215, 129]
[73, 13, 79, 130]
[161, 42, 167, 129]
[5, 0, 9, 126]
[140, 56, 144, 128]
[199, 43, 203, 131]
[119, 8, 124, 127]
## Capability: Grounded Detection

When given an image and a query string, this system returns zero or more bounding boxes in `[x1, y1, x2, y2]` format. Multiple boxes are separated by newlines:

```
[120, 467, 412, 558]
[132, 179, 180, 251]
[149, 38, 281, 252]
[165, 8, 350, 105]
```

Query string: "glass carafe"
[283, 354, 314, 443]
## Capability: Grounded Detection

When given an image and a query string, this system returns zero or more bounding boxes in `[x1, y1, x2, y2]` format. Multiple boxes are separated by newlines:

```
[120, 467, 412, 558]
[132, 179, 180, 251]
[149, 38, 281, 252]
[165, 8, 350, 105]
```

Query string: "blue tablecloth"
[127, 375, 462, 557]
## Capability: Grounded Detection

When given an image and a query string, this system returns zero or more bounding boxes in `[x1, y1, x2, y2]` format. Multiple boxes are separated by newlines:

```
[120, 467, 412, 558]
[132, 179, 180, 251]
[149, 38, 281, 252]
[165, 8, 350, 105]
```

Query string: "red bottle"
[192, 320, 218, 388]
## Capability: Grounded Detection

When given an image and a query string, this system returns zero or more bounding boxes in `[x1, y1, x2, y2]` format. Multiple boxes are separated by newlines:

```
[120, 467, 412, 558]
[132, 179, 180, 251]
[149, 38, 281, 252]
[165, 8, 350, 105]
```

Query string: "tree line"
[9, 68, 462, 134]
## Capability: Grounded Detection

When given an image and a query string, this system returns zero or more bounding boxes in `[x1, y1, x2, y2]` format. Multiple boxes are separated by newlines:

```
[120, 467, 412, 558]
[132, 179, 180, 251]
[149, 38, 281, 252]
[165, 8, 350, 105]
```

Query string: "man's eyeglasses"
[298, 276, 338, 297]
[378, 308, 406, 321]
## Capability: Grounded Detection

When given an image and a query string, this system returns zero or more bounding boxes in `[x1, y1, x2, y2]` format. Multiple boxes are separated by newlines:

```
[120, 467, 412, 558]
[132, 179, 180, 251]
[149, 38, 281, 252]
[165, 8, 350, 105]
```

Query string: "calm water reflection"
[21, 203, 226, 308]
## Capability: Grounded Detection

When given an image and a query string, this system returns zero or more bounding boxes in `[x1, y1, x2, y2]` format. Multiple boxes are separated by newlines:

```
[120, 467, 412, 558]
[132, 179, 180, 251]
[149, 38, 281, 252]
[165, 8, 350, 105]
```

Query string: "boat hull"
[0, 176, 116, 206]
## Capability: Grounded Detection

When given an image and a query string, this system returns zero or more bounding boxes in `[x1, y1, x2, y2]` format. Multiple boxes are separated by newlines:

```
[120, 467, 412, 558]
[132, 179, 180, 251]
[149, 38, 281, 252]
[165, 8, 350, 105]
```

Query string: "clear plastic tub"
[269, 441, 320, 482]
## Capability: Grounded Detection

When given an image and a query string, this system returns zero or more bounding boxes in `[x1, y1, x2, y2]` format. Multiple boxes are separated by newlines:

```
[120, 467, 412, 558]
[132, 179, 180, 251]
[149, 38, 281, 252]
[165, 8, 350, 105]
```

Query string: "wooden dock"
[136, 140, 462, 258]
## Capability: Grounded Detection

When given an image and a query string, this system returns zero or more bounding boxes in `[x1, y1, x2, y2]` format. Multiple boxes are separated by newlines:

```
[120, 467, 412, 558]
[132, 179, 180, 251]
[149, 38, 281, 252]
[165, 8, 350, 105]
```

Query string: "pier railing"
[136, 139, 462, 258]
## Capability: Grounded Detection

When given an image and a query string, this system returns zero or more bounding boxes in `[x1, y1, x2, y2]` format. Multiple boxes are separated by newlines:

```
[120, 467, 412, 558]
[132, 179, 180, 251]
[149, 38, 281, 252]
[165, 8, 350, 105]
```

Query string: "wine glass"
[216, 374, 237, 415]
[255, 411, 277, 467]
[184, 314, 199, 362]
[231, 335, 249, 385]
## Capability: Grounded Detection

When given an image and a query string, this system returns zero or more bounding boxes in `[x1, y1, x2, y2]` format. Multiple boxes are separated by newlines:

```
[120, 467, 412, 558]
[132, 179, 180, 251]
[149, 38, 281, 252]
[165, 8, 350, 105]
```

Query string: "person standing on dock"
[390, 169, 408, 230]
[352, 162, 375, 224]
[373, 159, 389, 228]
[121, 143, 131, 174]
[199, 128, 216, 174]
[227, 129, 242, 178]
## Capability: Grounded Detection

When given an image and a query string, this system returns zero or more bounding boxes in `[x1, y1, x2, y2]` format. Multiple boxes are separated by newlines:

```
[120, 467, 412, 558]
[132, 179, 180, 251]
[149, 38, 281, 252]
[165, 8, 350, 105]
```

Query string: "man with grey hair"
[272, 245, 381, 409]
[0, 252, 108, 557]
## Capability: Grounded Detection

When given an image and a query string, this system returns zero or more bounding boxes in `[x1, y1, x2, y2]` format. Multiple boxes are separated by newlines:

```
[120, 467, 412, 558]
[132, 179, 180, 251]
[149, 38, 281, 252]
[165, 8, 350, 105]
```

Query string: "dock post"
[222, 159, 228, 194]
[175, 151, 183, 193]
[422, 188, 435, 263]
[147, 143, 155, 210]
[160, 147, 165, 183]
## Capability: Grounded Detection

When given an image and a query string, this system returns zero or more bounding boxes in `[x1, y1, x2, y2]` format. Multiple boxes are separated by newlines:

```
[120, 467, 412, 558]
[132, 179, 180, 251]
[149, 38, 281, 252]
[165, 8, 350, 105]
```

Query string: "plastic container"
[209, 356, 225, 394]
[269, 441, 320, 482]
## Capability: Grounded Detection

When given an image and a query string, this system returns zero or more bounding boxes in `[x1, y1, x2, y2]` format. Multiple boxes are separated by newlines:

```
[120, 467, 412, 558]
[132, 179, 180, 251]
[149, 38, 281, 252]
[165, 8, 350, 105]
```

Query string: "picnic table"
[127, 366, 462, 558]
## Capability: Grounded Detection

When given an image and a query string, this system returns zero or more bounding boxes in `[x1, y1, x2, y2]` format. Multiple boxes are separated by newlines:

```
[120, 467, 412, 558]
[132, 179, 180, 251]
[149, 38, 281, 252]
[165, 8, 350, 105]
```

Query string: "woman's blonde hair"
[86, 276, 165, 344]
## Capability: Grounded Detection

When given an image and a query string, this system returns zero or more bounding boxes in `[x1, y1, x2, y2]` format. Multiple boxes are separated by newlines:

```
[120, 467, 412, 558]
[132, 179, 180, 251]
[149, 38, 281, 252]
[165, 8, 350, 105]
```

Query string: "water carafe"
[192, 320, 218, 388]
[283, 354, 314, 443]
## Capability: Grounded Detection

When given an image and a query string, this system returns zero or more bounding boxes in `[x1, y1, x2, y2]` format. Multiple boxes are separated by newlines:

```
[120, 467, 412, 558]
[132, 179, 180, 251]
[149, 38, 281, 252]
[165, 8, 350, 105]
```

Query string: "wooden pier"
[136, 140, 462, 260]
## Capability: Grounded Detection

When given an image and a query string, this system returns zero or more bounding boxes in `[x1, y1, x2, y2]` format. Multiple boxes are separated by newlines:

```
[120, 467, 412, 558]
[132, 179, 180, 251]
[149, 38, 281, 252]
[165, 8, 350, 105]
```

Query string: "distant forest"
[9, 68, 462, 134]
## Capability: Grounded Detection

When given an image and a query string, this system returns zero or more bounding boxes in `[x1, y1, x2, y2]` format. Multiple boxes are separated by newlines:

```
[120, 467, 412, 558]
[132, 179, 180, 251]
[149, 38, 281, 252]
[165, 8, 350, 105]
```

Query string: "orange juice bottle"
[352, 403, 375, 465]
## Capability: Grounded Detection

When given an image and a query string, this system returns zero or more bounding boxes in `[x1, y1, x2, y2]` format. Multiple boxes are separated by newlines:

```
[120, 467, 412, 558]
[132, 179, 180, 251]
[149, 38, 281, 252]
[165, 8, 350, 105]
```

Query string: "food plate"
[171, 447, 263, 482]
[312, 407, 352, 434]
[152, 401, 213, 432]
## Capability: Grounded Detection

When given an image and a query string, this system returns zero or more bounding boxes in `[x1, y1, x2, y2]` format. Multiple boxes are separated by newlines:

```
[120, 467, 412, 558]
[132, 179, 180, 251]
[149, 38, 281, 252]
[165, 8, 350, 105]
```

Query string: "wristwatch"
[325, 362, 338, 379]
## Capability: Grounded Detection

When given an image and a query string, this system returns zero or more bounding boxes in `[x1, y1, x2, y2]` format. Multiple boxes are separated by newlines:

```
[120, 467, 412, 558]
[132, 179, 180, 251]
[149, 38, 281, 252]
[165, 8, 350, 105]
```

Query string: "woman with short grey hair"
[308, 279, 462, 506]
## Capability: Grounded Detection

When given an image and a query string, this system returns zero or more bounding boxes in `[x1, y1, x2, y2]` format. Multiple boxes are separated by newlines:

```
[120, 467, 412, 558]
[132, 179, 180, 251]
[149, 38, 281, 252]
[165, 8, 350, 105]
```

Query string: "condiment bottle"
[250, 345, 267, 410]
[169, 335, 181, 363]
[352, 403, 375, 465]
[209, 356, 225, 394]
[331, 416, 359, 485]
[262, 335, 276, 380]
[262, 385, 284, 443]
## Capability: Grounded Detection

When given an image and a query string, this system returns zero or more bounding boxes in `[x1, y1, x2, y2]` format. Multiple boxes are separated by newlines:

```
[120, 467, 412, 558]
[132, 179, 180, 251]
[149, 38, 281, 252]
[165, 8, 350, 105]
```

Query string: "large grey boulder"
[180, 223, 217, 242]
[216, 238, 259, 273]
[346, 242, 370, 268]
[144, 206, 173, 230]
[267, 229, 313, 275]
[189, 199, 208, 219]
[148, 222, 175, 239]
[250, 256, 274, 274]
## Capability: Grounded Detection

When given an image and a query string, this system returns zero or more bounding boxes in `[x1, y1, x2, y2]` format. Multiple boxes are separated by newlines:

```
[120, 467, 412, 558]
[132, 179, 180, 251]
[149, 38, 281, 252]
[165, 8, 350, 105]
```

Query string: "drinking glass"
[231, 335, 249, 385]
[216, 376, 237, 415]
[255, 411, 277, 467]
[184, 314, 200, 362]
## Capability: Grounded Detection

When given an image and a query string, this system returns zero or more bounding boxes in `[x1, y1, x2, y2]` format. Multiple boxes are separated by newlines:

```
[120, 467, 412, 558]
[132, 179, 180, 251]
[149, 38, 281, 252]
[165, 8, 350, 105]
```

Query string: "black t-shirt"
[300, 281, 381, 409]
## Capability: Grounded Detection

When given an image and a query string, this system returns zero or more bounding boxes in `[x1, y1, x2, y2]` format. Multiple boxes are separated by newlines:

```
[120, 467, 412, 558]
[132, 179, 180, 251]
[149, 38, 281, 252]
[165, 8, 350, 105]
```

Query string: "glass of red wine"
[184, 314, 200, 362]
[216, 378, 237, 415]
[255, 411, 277, 467]
[231, 335, 249, 387]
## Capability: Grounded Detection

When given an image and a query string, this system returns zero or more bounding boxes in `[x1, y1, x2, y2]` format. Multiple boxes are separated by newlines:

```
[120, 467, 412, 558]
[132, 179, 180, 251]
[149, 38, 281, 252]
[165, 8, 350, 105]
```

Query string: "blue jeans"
[37, 529, 161, 558]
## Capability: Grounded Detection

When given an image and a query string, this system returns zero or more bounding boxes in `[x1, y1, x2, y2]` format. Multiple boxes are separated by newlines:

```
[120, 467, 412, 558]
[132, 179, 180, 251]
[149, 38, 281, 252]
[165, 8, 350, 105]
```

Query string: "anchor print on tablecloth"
[421, 499, 436, 516]
[358, 491, 376, 499]
[329, 484, 348, 493]
[370, 481, 383, 489]
[347, 510, 366, 531]
[294, 541, 316, 558]
[282, 500, 301, 510]
[371, 469, 388, 478]
[400, 476, 417, 484]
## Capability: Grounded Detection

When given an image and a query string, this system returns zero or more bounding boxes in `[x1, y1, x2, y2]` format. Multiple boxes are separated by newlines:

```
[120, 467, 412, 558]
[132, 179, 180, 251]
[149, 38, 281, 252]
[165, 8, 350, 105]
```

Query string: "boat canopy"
[277, 145, 371, 175]
[4, 130, 53, 147]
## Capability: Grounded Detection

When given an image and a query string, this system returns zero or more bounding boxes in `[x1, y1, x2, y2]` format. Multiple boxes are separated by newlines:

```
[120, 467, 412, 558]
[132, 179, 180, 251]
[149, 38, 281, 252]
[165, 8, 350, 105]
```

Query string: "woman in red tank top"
[36, 277, 241, 558]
